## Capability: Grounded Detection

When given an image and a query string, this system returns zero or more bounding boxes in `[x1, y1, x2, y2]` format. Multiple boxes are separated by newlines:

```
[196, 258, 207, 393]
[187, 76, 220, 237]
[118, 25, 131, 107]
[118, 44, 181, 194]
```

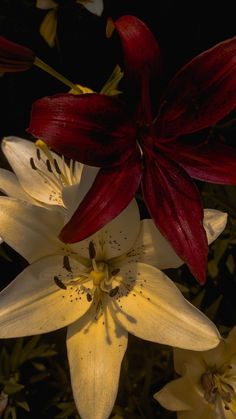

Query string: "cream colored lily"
[36, 0, 103, 47]
[154, 326, 236, 419]
[0, 205, 226, 417]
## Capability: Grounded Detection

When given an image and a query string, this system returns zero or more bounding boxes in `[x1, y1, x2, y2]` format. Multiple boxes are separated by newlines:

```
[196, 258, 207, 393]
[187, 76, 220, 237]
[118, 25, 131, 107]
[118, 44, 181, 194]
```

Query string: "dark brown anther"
[63, 255, 72, 272]
[86, 293, 93, 302]
[109, 286, 119, 297]
[54, 276, 67, 290]
[54, 159, 62, 174]
[36, 148, 41, 160]
[46, 159, 53, 172]
[30, 157, 37, 170]
[111, 268, 120, 276]
[89, 241, 96, 259]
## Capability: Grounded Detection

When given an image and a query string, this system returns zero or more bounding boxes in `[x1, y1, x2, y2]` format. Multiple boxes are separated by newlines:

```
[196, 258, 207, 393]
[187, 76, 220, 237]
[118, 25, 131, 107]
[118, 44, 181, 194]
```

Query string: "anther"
[30, 157, 37, 170]
[54, 159, 62, 175]
[111, 268, 120, 276]
[87, 293, 93, 302]
[109, 286, 119, 297]
[89, 241, 96, 259]
[63, 255, 72, 272]
[54, 276, 67, 290]
[46, 159, 53, 173]
[36, 148, 41, 160]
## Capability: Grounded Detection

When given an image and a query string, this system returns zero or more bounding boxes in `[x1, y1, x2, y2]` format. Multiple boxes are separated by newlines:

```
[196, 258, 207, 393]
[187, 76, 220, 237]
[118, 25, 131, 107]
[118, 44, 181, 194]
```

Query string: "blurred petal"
[36, 0, 57, 9]
[142, 151, 208, 283]
[0, 36, 34, 72]
[67, 302, 127, 419]
[0, 169, 35, 203]
[40, 10, 57, 48]
[124, 209, 226, 270]
[157, 36, 236, 137]
[0, 256, 92, 337]
[110, 262, 221, 350]
[166, 141, 236, 184]
[154, 376, 198, 411]
[0, 197, 64, 262]
[78, 0, 103, 16]
[72, 199, 140, 260]
[60, 152, 142, 243]
[28, 93, 136, 167]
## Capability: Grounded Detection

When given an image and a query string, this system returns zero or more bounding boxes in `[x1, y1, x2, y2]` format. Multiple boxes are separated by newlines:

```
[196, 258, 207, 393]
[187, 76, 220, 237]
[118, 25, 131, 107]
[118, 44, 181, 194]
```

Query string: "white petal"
[0, 197, 64, 262]
[154, 376, 198, 411]
[0, 256, 92, 337]
[125, 209, 227, 270]
[0, 169, 36, 203]
[109, 263, 221, 350]
[77, 0, 103, 16]
[72, 199, 140, 260]
[36, 0, 57, 9]
[203, 209, 227, 244]
[67, 301, 127, 419]
[62, 165, 99, 220]
[2, 136, 70, 206]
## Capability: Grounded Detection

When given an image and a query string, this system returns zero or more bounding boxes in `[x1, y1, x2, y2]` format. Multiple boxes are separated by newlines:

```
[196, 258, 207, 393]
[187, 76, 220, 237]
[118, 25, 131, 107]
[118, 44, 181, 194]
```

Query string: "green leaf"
[208, 259, 219, 278]
[16, 400, 30, 412]
[0, 247, 12, 262]
[10, 338, 24, 371]
[226, 254, 235, 274]
[4, 381, 25, 395]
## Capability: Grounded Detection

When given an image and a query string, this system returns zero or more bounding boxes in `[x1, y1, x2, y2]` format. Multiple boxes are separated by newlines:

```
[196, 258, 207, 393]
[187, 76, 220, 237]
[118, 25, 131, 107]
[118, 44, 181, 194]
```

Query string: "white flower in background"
[154, 326, 236, 419]
[0, 186, 227, 418]
[0, 136, 97, 211]
[36, 0, 104, 47]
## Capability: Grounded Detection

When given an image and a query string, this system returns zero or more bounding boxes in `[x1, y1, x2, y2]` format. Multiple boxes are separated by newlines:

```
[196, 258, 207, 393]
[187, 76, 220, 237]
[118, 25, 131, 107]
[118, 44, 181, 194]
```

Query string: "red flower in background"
[0, 36, 35, 72]
[28, 16, 236, 284]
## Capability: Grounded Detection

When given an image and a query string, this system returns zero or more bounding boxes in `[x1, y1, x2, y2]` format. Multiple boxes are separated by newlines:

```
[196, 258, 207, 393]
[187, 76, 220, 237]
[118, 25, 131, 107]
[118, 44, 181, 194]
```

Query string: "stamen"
[46, 159, 53, 173]
[36, 148, 41, 160]
[54, 159, 62, 175]
[30, 157, 37, 170]
[87, 293, 93, 302]
[111, 268, 120, 276]
[109, 286, 120, 297]
[54, 276, 67, 290]
[89, 241, 96, 259]
[63, 255, 72, 272]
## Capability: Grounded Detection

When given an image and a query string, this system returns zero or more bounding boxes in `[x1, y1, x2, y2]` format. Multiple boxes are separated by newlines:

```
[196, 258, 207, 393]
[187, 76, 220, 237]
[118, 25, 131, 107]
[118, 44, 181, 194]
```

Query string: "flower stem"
[34, 57, 83, 94]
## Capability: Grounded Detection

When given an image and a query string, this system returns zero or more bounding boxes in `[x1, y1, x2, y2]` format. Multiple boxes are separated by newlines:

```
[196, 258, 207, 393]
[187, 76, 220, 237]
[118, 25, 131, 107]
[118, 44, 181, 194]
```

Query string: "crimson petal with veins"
[59, 150, 142, 243]
[28, 93, 136, 167]
[0, 36, 35, 72]
[142, 150, 208, 284]
[157, 36, 236, 138]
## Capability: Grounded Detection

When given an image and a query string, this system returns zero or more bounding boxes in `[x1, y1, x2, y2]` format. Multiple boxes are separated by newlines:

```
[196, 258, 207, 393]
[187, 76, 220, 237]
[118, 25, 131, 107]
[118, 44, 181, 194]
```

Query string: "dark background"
[1, 1, 236, 418]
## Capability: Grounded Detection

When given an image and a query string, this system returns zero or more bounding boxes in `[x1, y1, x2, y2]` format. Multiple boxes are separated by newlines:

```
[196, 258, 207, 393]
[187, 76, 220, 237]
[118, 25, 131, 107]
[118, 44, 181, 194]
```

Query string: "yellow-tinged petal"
[67, 301, 127, 419]
[109, 262, 221, 350]
[0, 256, 92, 337]
[40, 9, 57, 48]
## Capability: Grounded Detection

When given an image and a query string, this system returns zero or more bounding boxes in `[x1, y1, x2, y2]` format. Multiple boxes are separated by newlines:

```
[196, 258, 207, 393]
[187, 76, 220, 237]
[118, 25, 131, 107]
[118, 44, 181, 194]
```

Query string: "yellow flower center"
[89, 270, 107, 286]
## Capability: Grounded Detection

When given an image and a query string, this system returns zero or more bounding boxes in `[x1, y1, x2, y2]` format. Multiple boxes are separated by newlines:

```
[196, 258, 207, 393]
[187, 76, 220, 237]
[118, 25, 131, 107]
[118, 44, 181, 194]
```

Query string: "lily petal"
[154, 376, 197, 411]
[59, 151, 142, 243]
[157, 36, 236, 138]
[0, 197, 64, 262]
[36, 0, 57, 9]
[124, 209, 227, 270]
[0, 36, 35, 72]
[142, 151, 208, 283]
[166, 141, 236, 184]
[109, 262, 220, 350]
[2, 136, 82, 206]
[67, 301, 127, 419]
[71, 199, 140, 260]
[0, 169, 35, 203]
[28, 93, 136, 167]
[78, 0, 103, 16]
[0, 256, 92, 337]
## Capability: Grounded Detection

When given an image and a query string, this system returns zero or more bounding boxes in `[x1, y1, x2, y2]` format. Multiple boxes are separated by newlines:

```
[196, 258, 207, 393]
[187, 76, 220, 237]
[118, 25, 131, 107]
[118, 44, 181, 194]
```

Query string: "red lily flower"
[0, 36, 35, 72]
[28, 16, 236, 284]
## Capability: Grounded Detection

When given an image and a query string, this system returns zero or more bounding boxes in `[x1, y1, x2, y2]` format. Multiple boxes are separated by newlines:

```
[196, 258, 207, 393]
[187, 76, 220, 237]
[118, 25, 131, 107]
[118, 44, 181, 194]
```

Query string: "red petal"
[0, 36, 34, 72]
[28, 93, 137, 167]
[59, 150, 142, 243]
[157, 36, 236, 137]
[164, 141, 236, 184]
[114, 15, 161, 122]
[142, 149, 208, 284]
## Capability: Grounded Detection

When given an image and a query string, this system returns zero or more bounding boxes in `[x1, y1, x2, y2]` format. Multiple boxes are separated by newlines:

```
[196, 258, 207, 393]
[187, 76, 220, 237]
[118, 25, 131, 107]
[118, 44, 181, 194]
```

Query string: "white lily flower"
[154, 326, 236, 419]
[0, 192, 226, 418]
[36, 0, 103, 15]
